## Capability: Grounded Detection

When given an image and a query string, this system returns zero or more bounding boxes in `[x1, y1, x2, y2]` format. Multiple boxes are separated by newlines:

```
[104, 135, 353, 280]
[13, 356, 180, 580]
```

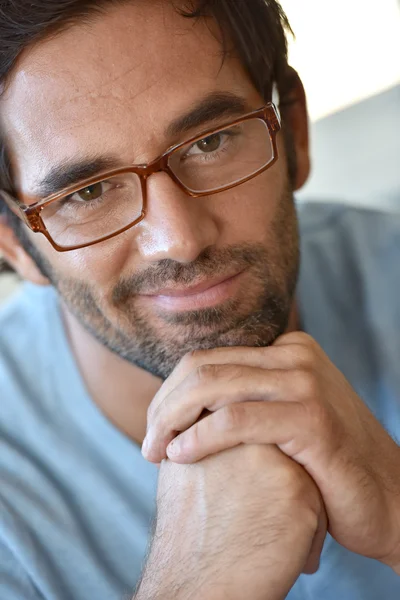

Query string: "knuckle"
[278, 464, 320, 510]
[195, 363, 244, 384]
[291, 344, 316, 369]
[298, 393, 336, 452]
[246, 445, 312, 495]
[290, 372, 331, 433]
[195, 362, 220, 383]
[289, 332, 317, 347]
[296, 332, 317, 346]
[277, 331, 313, 346]
[312, 403, 342, 451]
[215, 363, 248, 383]
[216, 403, 247, 433]
[277, 460, 305, 490]
[292, 368, 319, 399]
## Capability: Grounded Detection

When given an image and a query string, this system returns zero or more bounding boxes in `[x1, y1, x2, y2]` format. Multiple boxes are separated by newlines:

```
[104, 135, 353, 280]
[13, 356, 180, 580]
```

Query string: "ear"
[0, 218, 50, 286]
[280, 68, 311, 191]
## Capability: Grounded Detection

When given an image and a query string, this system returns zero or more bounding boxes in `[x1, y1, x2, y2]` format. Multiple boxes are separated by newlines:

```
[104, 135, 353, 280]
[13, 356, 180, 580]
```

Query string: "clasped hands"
[142, 332, 400, 575]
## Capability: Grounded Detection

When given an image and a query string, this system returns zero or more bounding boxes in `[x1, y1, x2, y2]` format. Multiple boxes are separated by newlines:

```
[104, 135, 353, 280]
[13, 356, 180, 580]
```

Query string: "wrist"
[134, 534, 299, 600]
[135, 574, 289, 600]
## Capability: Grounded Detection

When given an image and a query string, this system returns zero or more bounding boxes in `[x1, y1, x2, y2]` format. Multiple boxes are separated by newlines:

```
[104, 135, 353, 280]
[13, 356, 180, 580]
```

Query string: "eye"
[194, 133, 223, 154]
[74, 182, 104, 202]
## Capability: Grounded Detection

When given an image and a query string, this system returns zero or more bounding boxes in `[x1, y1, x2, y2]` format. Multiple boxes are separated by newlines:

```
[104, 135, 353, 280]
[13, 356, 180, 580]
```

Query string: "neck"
[61, 304, 162, 446]
[61, 301, 300, 445]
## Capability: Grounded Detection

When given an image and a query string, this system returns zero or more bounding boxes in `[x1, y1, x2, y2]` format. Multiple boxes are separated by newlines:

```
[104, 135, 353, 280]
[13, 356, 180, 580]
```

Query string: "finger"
[302, 503, 328, 575]
[165, 400, 308, 464]
[273, 331, 320, 350]
[143, 366, 294, 463]
[148, 343, 316, 425]
[148, 347, 276, 423]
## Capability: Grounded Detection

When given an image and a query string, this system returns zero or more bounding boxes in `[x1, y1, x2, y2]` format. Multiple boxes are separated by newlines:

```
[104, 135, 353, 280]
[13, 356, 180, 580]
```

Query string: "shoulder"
[297, 200, 400, 237]
[0, 283, 57, 378]
[297, 202, 400, 279]
[297, 201, 400, 243]
[0, 283, 61, 434]
[297, 202, 400, 413]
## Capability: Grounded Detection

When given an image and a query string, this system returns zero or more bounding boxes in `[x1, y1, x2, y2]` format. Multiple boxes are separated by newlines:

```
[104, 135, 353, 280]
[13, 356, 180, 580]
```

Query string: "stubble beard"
[21, 189, 300, 380]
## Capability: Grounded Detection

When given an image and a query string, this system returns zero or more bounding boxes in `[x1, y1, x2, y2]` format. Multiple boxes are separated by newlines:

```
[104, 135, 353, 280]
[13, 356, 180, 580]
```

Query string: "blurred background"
[1, 0, 400, 302]
[281, 0, 400, 207]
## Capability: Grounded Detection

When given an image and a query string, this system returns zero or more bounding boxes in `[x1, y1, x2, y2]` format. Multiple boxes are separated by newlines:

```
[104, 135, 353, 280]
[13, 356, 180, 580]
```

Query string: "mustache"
[112, 243, 267, 304]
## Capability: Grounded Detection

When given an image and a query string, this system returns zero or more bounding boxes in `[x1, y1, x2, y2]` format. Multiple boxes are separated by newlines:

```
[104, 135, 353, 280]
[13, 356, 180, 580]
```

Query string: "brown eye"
[77, 182, 103, 202]
[196, 133, 222, 153]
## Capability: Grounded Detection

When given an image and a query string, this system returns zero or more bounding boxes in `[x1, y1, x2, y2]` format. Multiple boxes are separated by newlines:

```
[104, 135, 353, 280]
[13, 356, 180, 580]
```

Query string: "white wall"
[297, 84, 400, 207]
[279, 0, 400, 207]
[281, 0, 400, 121]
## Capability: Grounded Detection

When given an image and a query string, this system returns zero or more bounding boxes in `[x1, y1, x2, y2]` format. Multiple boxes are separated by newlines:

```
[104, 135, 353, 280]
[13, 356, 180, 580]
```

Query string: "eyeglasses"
[1, 103, 281, 252]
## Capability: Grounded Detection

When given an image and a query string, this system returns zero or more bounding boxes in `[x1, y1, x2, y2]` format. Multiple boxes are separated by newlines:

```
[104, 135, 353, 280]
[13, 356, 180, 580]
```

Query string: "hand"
[135, 444, 327, 600]
[142, 332, 400, 572]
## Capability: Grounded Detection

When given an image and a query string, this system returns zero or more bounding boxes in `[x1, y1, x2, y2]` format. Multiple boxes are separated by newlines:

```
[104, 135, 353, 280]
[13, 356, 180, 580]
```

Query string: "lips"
[144, 272, 242, 298]
[141, 270, 245, 312]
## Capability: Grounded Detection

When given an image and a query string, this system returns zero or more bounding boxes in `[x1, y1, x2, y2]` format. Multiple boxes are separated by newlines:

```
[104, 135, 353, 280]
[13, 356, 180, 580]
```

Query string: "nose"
[136, 172, 220, 264]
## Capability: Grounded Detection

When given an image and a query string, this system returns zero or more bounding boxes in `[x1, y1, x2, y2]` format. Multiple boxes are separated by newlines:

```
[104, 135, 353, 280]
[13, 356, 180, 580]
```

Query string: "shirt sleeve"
[0, 540, 44, 599]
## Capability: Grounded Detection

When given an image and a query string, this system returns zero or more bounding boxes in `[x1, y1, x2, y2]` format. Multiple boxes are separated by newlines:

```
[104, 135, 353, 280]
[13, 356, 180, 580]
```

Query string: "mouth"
[140, 270, 246, 312]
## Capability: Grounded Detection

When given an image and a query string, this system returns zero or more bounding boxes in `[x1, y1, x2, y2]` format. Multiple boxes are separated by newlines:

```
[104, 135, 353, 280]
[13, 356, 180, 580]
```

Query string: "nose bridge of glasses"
[133, 151, 190, 200]
[134, 152, 170, 180]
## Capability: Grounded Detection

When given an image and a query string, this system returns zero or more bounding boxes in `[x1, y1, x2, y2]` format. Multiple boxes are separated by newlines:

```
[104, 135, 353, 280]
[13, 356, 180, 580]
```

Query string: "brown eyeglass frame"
[1, 103, 281, 252]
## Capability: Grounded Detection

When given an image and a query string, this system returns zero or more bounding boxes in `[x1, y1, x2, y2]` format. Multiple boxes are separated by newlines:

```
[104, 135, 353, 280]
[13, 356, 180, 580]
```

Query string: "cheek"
[31, 228, 138, 292]
[27, 148, 289, 289]
[215, 159, 287, 243]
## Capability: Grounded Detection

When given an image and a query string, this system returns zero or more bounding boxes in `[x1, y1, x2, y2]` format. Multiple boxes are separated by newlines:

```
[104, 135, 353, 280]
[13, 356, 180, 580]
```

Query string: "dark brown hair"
[0, 0, 295, 273]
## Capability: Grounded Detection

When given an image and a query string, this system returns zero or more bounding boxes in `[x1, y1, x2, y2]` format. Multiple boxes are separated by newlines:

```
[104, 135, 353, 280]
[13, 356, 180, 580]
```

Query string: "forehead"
[1, 1, 261, 194]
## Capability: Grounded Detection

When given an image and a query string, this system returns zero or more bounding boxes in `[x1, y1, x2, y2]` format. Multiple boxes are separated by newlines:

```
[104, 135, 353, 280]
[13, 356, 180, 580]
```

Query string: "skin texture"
[1, 3, 399, 597]
[0, 1, 309, 442]
[144, 332, 400, 572]
[137, 445, 327, 600]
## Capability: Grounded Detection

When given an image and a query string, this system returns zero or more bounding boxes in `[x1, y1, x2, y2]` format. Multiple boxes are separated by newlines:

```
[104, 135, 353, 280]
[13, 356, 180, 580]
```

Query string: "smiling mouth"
[141, 270, 246, 312]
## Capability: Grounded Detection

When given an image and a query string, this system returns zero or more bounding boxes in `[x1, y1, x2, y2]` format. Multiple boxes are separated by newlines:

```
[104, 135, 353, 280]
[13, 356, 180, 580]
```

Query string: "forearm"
[134, 585, 289, 600]
[133, 541, 299, 600]
[134, 571, 292, 600]
[134, 448, 324, 600]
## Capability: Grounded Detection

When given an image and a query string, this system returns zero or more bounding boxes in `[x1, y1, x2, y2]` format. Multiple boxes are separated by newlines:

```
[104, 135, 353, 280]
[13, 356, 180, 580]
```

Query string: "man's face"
[1, 1, 304, 379]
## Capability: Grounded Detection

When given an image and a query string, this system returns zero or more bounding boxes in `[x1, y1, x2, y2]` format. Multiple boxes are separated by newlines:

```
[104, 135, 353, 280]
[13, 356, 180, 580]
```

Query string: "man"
[0, 0, 399, 598]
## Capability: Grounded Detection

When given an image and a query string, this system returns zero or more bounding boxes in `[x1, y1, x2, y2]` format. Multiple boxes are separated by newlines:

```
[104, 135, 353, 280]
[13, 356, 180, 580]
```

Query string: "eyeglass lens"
[40, 117, 274, 248]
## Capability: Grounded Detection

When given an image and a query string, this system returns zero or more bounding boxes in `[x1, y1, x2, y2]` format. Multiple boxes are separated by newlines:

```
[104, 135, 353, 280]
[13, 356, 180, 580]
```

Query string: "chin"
[117, 306, 289, 380]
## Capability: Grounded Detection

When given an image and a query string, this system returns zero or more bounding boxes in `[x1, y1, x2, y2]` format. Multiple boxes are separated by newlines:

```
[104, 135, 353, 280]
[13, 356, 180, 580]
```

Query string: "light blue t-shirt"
[1, 203, 400, 599]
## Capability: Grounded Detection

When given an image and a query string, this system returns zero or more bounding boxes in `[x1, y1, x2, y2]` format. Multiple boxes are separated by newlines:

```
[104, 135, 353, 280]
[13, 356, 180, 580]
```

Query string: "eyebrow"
[33, 92, 250, 199]
[33, 156, 122, 199]
[165, 92, 250, 138]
